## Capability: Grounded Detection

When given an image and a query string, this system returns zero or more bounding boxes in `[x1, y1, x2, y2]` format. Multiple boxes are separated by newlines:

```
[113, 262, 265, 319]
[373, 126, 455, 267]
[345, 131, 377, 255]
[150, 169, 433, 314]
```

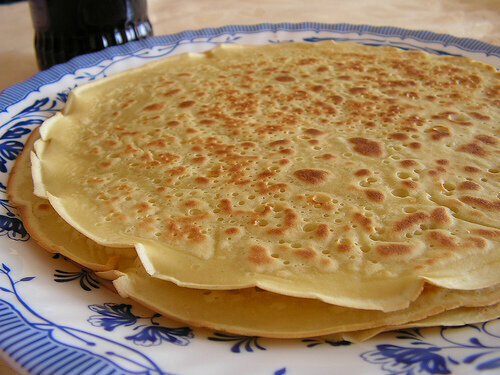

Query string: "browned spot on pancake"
[195, 177, 210, 184]
[186, 226, 206, 243]
[320, 258, 332, 267]
[102, 140, 118, 147]
[275, 76, 295, 82]
[248, 245, 274, 265]
[121, 99, 136, 109]
[389, 132, 409, 141]
[158, 153, 180, 164]
[436, 159, 449, 165]
[134, 202, 152, 214]
[316, 66, 329, 73]
[364, 189, 385, 202]
[294, 248, 316, 259]
[241, 141, 256, 148]
[279, 159, 291, 165]
[464, 166, 481, 173]
[37, 203, 51, 211]
[354, 168, 371, 177]
[166, 120, 180, 127]
[402, 180, 418, 189]
[269, 139, 291, 147]
[138, 218, 155, 233]
[293, 169, 330, 185]
[284, 209, 298, 228]
[457, 143, 488, 157]
[311, 85, 324, 92]
[200, 119, 215, 125]
[349, 87, 367, 94]
[475, 134, 497, 145]
[376, 243, 413, 256]
[183, 200, 198, 208]
[219, 199, 233, 215]
[467, 236, 487, 249]
[257, 169, 277, 179]
[329, 95, 344, 104]
[192, 156, 207, 164]
[430, 207, 452, 224]
[143, 103, 165, 111]
[429, 127, 451, 141]
[314, 100, 337, 115]
[279, 148, 295, 155]
[394, 212, 428, 232]
[353, 212, 373, 232]
[458, 181, 481, 190]
[86, 177, 105, 184]
[315, 224, 330, 239]
[409, 142, 422, 150]
[178, 100, 196, 108]
[348, 137, 384, 157]
[400, 160, 418, 168]
[147, 139, 170, 148]
[319, 153, 335, 160]
[364, 121, 376, 128]
[225, 227, 240, 235]
[469, 112, 491, 121]
[298, 58, 318, 65]
[428, 231, 458, 248]
[472, 229, 500, 238]
[161, 89, 182, 97]
[459, 196, 500, 210]
[428, 167, 447, 177]
[337, 243, 352, 252]
[257, 125, 285, 134]
[304, 128, 327, 137]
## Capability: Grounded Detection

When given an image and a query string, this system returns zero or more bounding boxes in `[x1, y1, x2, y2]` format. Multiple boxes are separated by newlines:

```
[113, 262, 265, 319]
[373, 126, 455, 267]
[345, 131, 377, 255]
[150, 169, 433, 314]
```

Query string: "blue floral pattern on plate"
[88, 302, 193, 347]
[0, 23, 499, 374]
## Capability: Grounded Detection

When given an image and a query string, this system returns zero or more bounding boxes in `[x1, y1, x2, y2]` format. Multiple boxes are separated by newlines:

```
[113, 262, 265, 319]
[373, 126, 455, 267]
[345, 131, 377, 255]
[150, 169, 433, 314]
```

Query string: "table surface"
[0, 0, 499, 373]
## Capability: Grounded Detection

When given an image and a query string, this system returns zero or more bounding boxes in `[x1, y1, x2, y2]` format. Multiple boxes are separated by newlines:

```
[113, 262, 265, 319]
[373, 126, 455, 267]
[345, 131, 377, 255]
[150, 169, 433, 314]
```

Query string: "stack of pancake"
[8, 41, 500, 341]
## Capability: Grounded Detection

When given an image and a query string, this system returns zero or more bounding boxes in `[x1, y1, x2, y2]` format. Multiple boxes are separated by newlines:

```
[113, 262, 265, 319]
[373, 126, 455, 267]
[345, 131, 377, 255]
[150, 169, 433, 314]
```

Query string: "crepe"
[7, 127, 136, 271]
[8, 125, 500, 339]
[31, 41, 500, 312]
[340, 302, 500, 343]
[113, 263, 500, 338]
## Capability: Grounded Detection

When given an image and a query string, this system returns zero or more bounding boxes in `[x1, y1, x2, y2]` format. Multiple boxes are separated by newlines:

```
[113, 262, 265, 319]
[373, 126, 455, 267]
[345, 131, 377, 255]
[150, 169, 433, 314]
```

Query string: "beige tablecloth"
[0, 0, 499, 373]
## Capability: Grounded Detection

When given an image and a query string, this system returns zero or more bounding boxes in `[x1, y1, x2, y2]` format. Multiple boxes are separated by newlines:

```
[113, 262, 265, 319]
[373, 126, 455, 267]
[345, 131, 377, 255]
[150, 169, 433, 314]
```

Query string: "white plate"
[0, 23, 499, 375]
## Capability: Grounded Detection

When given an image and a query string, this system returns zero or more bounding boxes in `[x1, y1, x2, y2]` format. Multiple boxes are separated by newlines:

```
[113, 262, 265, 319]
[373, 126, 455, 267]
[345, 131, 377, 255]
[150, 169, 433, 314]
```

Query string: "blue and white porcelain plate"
[0, 23, 499, 375]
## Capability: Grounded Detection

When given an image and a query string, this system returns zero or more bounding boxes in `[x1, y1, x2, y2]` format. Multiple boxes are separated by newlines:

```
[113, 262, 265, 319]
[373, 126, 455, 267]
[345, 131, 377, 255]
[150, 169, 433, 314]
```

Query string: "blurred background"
[0, 0, 499, 92]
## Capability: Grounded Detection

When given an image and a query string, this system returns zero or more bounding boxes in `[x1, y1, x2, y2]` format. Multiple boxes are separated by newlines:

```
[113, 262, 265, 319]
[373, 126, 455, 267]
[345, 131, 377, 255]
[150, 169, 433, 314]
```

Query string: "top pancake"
[32, 41, 500, 311]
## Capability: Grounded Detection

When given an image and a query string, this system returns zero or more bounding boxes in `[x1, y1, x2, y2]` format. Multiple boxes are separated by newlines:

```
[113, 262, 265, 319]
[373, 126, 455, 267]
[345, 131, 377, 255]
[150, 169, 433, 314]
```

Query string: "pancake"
[7, 127, 136, 271]
[31, 41, 500, 311]
[8, 126, 500, 339]
[340, 302, 500, 343]
[112, 262, 500, 338]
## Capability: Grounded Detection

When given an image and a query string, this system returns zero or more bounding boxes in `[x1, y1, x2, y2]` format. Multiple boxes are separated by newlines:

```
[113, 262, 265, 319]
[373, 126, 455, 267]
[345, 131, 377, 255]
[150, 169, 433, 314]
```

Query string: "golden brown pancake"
[8, 122, 500, 339]
[29, 41, 500, 313]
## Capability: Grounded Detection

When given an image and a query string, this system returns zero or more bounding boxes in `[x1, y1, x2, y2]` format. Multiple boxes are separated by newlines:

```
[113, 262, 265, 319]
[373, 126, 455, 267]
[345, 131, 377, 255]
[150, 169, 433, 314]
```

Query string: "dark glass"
[28, 0, 153, 70]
